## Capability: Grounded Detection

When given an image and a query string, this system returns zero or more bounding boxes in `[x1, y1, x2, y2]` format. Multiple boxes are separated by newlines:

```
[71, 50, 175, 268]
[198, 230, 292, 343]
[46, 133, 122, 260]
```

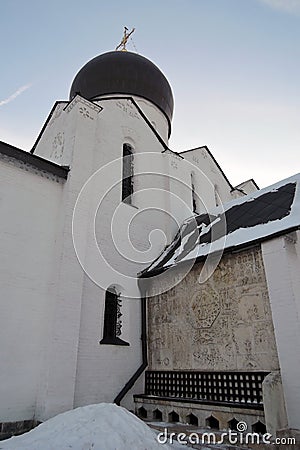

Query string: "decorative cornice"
[0, 141, 69, 180]
[64, 95, 103, 116]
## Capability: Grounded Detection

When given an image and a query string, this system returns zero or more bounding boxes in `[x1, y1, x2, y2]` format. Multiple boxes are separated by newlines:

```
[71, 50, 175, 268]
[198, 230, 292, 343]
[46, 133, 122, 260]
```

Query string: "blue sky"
[1, 0, 299, 187]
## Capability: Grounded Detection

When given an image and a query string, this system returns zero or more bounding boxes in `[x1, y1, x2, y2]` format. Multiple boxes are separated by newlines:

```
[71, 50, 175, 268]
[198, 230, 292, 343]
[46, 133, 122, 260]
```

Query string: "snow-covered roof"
[142, 173, 300, 276]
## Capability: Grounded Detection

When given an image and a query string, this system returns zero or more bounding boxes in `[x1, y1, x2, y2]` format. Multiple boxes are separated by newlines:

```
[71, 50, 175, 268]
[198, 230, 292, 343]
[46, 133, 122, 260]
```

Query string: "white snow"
[0, 403, 183, 450]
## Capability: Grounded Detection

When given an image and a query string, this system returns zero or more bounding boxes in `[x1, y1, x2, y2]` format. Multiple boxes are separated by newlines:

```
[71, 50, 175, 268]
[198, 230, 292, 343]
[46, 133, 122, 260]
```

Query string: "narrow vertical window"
[100, 288, 129, 346]
[191, 173, 198, 214]
[122, 143, 134, 204]
[214, 185, 220, 207]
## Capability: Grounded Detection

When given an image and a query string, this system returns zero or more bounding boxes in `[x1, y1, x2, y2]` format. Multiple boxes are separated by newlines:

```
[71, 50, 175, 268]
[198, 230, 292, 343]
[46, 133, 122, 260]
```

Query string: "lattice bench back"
[145, 370, 269, 408]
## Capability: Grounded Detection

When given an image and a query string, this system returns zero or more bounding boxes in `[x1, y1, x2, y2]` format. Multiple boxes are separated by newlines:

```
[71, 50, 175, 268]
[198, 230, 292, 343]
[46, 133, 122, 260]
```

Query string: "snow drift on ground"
[0, 403, 176, 450]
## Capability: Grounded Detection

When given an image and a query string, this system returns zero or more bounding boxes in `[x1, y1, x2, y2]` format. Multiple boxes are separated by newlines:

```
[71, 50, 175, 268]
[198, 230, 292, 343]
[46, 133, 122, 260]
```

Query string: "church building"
[0, 46, 299, 442]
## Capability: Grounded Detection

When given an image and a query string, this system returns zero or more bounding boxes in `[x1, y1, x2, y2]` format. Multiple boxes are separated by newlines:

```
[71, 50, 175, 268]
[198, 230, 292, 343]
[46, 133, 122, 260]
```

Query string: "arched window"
[100, 287, 129, 346]
[214, 184, 220, 207]
[122, 143, 134, 204]
[191, 173, 198, 214]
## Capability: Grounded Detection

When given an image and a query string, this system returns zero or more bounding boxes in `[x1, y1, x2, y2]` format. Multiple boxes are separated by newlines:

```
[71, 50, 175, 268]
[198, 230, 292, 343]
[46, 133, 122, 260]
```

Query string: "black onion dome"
[70, 51, 174, 136]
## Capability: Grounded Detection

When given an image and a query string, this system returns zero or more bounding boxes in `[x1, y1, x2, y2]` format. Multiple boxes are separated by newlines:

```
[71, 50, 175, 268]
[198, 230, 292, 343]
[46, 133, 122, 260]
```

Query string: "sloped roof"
[0, 140, 69, 179]
[142, 173, 300, 276]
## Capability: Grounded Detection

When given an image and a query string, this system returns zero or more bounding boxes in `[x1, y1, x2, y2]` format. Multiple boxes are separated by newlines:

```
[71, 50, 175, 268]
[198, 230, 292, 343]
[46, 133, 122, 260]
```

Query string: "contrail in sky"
[0, 84, 32, 107]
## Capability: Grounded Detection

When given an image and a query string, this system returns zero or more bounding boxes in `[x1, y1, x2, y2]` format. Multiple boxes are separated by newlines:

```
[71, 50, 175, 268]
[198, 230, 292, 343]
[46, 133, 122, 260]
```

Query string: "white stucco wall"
[134, 96, 170, 144]
[69, 97, 174, 410]
[0, 155, 64, 422]
[179, 147, 241, 210]
[262, 231, 300, 430]
[235, 179, 259, 195]
[32, 102, 71, 166]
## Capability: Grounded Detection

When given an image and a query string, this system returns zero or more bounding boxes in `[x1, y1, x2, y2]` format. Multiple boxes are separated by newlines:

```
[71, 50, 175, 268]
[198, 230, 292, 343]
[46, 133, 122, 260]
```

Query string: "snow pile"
[0, 403, 173, 450]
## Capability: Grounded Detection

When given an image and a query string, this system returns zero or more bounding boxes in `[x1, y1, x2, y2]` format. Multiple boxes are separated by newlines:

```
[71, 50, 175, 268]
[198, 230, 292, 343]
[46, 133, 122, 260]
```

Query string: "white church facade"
[0, 49, 299, 442]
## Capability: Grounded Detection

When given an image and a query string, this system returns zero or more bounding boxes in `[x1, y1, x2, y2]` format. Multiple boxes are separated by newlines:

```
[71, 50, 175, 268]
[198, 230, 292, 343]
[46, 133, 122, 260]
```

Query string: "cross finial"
[116, 27, 135, 51]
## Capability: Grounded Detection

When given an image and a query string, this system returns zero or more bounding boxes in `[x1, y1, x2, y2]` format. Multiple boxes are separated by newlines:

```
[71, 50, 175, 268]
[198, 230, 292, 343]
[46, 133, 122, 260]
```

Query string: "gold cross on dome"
[115, 27, 135, 51]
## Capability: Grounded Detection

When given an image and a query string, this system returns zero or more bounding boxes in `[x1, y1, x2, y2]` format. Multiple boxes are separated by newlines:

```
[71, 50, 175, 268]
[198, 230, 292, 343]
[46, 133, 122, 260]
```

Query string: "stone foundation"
[0, 419, 40, 441]
[134, 396, 265, 432]
[275, 429, 300, 449]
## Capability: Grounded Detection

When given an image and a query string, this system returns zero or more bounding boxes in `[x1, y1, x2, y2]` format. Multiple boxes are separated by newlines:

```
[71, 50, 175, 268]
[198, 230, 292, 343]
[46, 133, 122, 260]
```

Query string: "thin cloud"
[258, 0, 300, 14]
[0, 84, 32, 107]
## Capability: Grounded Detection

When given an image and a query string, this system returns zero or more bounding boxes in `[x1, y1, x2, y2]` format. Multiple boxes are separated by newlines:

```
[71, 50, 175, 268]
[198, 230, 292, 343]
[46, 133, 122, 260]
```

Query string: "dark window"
[206, 415, 219, 430]
[252, 420, 267, 434]
[153, 409, 163, 421]
[228, 417, 239, 431]
[214, 185, 220, 207]
[168, 411, 179, 423]
[191, 174, 198, 214]
[187, 413, 198, 426]
[100, 288, 129, 346]
[122, 143, 134, 204]
[137, 406, 147, 419]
